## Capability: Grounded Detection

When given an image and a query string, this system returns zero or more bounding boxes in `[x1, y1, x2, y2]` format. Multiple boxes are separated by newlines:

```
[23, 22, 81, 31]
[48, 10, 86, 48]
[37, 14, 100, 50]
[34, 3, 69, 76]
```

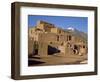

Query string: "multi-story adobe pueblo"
[28, 20, 87, 57]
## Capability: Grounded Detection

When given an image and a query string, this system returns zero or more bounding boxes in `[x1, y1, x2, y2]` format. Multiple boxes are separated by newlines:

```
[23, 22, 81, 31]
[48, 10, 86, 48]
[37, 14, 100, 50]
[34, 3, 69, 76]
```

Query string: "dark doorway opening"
[73, 45, 79, 54]
[33, 49, 38, 55]
[74, 45, 78, 50]
[48, 45, 60, 55]
[33, 41, 38, 55]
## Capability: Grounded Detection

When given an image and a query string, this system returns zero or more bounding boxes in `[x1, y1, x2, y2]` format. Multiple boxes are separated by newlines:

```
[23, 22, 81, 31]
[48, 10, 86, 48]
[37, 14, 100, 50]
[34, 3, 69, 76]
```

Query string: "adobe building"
[28, 20, 87, 57]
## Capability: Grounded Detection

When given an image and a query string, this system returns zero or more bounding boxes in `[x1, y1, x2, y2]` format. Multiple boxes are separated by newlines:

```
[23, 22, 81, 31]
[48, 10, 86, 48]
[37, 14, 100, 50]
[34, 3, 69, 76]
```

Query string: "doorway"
[48, 45, 60, 55]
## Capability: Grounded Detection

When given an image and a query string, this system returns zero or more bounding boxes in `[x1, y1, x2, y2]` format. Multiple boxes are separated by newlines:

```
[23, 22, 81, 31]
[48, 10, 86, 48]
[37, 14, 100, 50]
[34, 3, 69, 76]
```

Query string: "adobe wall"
[28, 20, 87, 57]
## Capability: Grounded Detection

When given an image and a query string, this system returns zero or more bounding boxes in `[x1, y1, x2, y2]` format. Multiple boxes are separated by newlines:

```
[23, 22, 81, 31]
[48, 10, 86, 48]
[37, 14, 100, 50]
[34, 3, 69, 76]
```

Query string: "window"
[83, 45, 85, 48]
[57, 35, 59, 41]
[69, 35, 71, 41]
[50, 42, 52, 44]
[67, 36, 68, 41]
[67, 35, 72, 41]
[59, 30, 61, 33]
[61, 42, 63, 46]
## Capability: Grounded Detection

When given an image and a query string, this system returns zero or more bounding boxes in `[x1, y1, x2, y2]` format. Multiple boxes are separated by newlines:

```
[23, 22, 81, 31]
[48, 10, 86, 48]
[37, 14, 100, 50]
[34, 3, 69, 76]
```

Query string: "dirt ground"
[28, 53, 87, 66]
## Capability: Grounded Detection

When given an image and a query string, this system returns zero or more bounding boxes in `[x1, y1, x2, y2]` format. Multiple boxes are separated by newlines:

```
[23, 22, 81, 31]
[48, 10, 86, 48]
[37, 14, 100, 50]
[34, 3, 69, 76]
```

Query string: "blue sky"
[28, 15, 88, 33]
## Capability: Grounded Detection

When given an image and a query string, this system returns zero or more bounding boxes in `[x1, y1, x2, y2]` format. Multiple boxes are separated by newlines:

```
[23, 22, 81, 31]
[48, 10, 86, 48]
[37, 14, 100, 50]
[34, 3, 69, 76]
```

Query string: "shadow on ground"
[28, 60, 45, 66]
